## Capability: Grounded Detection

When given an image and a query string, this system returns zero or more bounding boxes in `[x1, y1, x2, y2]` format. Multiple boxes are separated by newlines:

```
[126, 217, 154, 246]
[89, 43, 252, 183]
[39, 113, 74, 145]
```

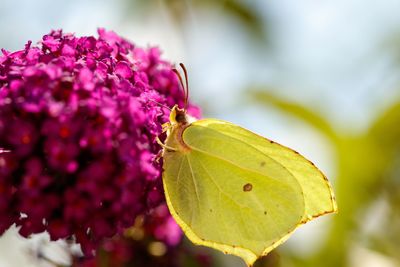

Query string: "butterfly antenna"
[172, 67, 186, 106]
[179, 63, 189, 109]
[173, 63, 190, 110]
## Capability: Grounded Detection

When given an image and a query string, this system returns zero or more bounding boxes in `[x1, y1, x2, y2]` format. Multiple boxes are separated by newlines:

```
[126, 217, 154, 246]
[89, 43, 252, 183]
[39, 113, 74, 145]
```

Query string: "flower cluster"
[0, 29, 199, 255]
[75, 204, 213, 267]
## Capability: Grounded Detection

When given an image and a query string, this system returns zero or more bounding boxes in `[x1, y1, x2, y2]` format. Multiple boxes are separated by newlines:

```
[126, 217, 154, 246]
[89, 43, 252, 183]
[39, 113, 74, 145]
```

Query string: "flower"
[0, 29, 200, 256]
[74, 209, 214, 267]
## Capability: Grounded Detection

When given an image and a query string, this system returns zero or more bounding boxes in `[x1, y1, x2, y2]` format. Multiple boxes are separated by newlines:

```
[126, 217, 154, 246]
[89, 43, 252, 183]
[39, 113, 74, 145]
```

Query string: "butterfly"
[159, 64, 337, 266]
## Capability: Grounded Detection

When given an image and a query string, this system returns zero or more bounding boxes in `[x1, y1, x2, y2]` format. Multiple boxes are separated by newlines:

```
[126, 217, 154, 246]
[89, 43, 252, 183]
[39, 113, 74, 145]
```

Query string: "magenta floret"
[0, 29, 199, 255]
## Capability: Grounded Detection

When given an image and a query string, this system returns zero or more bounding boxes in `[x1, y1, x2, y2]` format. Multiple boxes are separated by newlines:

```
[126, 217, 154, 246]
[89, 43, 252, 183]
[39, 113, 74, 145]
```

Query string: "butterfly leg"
[156, 136, 177, 152]
[154, 149, 163, 163]
[162, 122, 171, 133]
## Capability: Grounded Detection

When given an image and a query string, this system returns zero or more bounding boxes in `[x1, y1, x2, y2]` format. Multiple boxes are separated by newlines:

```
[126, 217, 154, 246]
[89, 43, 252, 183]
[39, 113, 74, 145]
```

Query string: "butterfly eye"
[175, 112, 187, 124]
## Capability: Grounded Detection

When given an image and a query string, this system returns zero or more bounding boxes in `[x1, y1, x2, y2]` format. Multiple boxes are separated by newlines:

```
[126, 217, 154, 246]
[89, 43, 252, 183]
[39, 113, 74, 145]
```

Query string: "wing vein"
[191, 148, 299, 205]
[186, 156, 202, 215]
[197, 159, 246, 209]
[186, 125, 303, 188]
[197, 159, 247, 246]
[188, 123, 335, 211]
[175, 155, 184, 186]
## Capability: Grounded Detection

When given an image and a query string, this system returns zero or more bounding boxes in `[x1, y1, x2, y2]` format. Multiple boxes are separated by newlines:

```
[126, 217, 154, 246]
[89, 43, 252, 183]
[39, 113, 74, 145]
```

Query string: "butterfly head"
[170, 105, 188, 125]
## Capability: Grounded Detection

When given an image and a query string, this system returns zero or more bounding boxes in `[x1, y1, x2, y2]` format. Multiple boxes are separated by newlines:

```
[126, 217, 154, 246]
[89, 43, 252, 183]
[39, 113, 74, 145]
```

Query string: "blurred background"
[1, 0, 400, 266]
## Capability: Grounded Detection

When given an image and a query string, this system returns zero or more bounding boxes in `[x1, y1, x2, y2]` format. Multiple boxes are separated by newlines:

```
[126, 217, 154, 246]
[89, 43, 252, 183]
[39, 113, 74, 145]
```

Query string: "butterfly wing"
[186, 119, 338, 221]
[163, 119, 332, 266]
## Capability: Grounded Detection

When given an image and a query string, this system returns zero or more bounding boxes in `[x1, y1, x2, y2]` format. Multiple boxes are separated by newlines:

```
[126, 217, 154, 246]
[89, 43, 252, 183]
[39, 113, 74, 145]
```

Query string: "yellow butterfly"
[159, 64, 337, 266]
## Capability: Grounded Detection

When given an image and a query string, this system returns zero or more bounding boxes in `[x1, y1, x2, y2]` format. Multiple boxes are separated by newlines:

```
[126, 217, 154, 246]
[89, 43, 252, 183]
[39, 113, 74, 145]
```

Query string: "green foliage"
[251, 91, 338, 141]
[125, 0, 268, 43]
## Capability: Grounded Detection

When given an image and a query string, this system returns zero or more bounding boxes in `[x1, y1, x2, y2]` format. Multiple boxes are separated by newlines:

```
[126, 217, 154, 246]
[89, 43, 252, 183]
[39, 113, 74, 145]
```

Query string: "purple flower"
[73, 207, 214, 267]
[0, 29, 200, 256]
